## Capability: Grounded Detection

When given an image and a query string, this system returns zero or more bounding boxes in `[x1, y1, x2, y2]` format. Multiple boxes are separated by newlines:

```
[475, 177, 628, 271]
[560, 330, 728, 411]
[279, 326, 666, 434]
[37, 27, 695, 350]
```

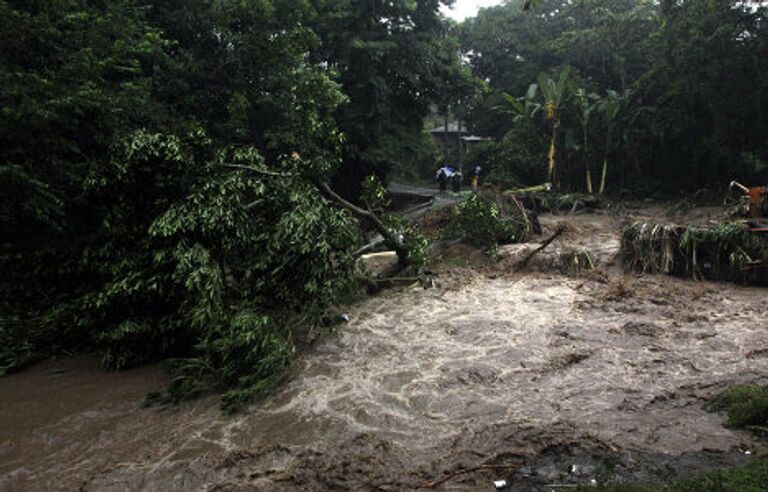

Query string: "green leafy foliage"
[585, 457, 768, 492]
[0, 319, 37, 376]
[7, 129, 360, 410]
[361, 175, 388, 210]
[2, 0, 418, 410]
[444, 195, 524, 253]
[466, 125, 547, 188]
[161, 310, 294, 414]
[706, 385, 768, 430]
[313, 0, 479, 196]
[462, 0, 768, 193]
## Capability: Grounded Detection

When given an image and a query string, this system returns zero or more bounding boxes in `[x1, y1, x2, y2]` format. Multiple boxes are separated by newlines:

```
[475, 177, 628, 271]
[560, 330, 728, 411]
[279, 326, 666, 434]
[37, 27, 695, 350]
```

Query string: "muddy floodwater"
[2, 210, 768, 491]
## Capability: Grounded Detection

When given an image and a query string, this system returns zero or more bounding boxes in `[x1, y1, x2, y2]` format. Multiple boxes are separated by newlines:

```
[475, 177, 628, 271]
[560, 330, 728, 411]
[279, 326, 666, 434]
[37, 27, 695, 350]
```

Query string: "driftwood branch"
[516, 224, 567, 269]
[506, 192, 532, 239]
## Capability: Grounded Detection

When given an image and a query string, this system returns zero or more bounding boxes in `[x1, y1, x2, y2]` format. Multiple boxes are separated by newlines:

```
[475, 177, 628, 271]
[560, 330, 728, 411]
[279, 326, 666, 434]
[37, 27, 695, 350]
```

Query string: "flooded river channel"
[2, 212, 768, 491]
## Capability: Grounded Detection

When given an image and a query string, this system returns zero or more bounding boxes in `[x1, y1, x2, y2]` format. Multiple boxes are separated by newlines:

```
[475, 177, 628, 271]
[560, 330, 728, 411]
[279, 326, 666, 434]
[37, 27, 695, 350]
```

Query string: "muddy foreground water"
[2, 209, 767, 491]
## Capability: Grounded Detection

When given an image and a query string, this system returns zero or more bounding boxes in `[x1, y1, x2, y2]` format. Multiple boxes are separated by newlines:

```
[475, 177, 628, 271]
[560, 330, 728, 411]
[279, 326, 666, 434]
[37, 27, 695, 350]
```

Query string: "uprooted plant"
[622, 221, 768, 284]
[4, 131, 348, 412]
[443, 194, 531, 254]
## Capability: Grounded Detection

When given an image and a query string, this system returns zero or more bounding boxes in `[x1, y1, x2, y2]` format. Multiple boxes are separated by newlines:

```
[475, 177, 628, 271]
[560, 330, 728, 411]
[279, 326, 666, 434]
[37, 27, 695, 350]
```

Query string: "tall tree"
[0, 0, 412, 410]
[310, 0, 471, 195]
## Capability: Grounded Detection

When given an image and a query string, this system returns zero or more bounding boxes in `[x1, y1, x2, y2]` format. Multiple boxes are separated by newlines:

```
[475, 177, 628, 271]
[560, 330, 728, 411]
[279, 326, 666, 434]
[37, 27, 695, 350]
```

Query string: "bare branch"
[219, 163, 296, 178]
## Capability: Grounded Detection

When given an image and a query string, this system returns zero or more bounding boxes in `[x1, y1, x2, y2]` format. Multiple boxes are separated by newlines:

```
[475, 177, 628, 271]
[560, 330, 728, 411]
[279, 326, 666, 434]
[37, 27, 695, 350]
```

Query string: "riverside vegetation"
[2, 0, 768, 488]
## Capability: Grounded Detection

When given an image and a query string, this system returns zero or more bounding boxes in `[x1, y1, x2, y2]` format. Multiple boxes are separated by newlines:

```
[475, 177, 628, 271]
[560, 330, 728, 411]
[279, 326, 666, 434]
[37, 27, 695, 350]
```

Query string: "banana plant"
[574, 88, 600, 194]
[501, 83, 541, 120]
[501, 66, 571, 190]
[536, 66, 571, 190]
[598, 89, 628, 195]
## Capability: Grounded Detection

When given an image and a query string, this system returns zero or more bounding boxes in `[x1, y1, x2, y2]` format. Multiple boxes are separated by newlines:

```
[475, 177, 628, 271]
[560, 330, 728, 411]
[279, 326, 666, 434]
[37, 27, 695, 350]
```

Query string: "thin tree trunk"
[584, 126, 593, 194]
[599, 128, 611, 195]
[444, 108, 450, 161]
[548, 129, 557, 188]
[599, 156, 608, 195]
[457, 116, 463, 176]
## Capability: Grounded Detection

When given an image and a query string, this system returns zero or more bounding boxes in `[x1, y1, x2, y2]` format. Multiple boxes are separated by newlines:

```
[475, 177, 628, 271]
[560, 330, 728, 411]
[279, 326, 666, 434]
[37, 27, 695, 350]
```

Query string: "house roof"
[428, 122, 467, 134]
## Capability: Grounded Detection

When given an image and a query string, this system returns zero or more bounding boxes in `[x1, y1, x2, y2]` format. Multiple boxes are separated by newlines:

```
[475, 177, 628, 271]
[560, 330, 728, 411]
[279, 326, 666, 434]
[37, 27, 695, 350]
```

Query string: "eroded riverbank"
[2, 209, 768, 491]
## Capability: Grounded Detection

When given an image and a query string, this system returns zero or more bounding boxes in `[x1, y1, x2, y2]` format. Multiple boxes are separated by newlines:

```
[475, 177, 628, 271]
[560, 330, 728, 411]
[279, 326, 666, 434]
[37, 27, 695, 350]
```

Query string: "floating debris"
[622, 221, 768, 284]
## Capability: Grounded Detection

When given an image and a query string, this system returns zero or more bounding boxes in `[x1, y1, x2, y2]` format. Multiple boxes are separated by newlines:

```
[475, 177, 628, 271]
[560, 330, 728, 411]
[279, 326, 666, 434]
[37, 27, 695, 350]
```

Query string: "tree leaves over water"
[0, 0, 458, 409]
[4, 0, 767, 411]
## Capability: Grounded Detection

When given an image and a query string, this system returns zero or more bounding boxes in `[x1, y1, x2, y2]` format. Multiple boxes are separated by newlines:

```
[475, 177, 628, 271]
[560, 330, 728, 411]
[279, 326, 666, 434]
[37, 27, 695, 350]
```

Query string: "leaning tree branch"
[220, 161, 412, 268]
[219, 163, 296, 178]
[311, 178, 409, 265]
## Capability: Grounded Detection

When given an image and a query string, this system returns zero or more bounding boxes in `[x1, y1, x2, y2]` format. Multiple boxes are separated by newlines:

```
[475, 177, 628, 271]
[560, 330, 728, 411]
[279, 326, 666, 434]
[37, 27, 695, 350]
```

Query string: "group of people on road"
[436, 165, 482, 195]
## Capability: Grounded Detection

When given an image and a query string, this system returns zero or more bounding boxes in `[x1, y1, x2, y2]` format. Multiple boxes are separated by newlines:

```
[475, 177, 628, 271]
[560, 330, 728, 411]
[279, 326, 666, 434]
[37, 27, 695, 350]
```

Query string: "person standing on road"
[451, 171, 462, 193]
[436, 165, 454, 195]
[470, 165, 482, 193]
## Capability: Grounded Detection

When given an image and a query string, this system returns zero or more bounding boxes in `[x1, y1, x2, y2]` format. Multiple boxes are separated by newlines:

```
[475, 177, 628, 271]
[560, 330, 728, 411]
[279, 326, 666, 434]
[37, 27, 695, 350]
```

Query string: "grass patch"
[705, 385, 768, 431]
[585, 457, 768, 492]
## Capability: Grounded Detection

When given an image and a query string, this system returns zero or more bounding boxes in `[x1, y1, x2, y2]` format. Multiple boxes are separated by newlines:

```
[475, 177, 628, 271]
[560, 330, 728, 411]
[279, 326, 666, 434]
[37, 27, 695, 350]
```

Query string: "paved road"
[388, 181, 463, 221]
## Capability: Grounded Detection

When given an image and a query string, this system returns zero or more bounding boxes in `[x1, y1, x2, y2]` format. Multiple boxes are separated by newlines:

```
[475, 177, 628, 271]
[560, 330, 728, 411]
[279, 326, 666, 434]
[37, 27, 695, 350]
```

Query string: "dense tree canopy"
[3, 0, 768, 409]
[461, 0, 768, 193]
[0, 0, 462, 409]
[310, 0, 475, 192]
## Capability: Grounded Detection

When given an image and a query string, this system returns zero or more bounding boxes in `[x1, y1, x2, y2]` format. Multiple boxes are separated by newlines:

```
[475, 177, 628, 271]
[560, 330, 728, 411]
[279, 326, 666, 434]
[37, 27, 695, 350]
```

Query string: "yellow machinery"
[729, 181, 768, 232]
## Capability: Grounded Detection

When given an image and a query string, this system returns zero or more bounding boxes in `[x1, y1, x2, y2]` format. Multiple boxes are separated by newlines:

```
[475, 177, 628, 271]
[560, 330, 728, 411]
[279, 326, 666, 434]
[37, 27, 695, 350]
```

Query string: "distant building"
[428, 122, 489, 165]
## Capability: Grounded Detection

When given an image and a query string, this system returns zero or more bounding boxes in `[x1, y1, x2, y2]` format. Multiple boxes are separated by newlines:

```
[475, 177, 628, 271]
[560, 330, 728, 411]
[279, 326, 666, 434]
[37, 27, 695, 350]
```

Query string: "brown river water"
[2, 210, 768, 491]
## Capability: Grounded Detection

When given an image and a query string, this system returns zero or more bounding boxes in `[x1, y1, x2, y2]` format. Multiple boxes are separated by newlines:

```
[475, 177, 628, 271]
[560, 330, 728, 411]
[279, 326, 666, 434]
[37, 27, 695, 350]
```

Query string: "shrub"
[706, 385, 768, 430]
[466, 123, 546, 188]
[444, 194, 525, 253]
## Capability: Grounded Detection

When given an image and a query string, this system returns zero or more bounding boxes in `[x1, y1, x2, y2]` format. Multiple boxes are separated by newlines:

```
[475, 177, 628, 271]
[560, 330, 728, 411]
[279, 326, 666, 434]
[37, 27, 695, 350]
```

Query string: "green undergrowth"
[443, 194, 528, 254]
[584, 457, 768, 492]
[1, 131, 363, 414]
[705, 385, 768, 432]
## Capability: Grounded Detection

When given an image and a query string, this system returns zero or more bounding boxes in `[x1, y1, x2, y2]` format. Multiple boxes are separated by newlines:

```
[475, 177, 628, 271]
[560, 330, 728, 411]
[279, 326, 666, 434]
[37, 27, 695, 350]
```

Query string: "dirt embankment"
[2, 206, 767, 491]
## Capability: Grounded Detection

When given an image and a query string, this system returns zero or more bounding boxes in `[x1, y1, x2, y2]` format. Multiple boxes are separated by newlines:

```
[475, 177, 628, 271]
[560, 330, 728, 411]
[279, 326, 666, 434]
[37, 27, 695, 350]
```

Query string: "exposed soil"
[2, 205, 768, 491]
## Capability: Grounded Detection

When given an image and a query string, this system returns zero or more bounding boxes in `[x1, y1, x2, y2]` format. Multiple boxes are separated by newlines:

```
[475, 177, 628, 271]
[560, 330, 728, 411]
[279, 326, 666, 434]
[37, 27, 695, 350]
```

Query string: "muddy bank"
[3, 209, 768, 491]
